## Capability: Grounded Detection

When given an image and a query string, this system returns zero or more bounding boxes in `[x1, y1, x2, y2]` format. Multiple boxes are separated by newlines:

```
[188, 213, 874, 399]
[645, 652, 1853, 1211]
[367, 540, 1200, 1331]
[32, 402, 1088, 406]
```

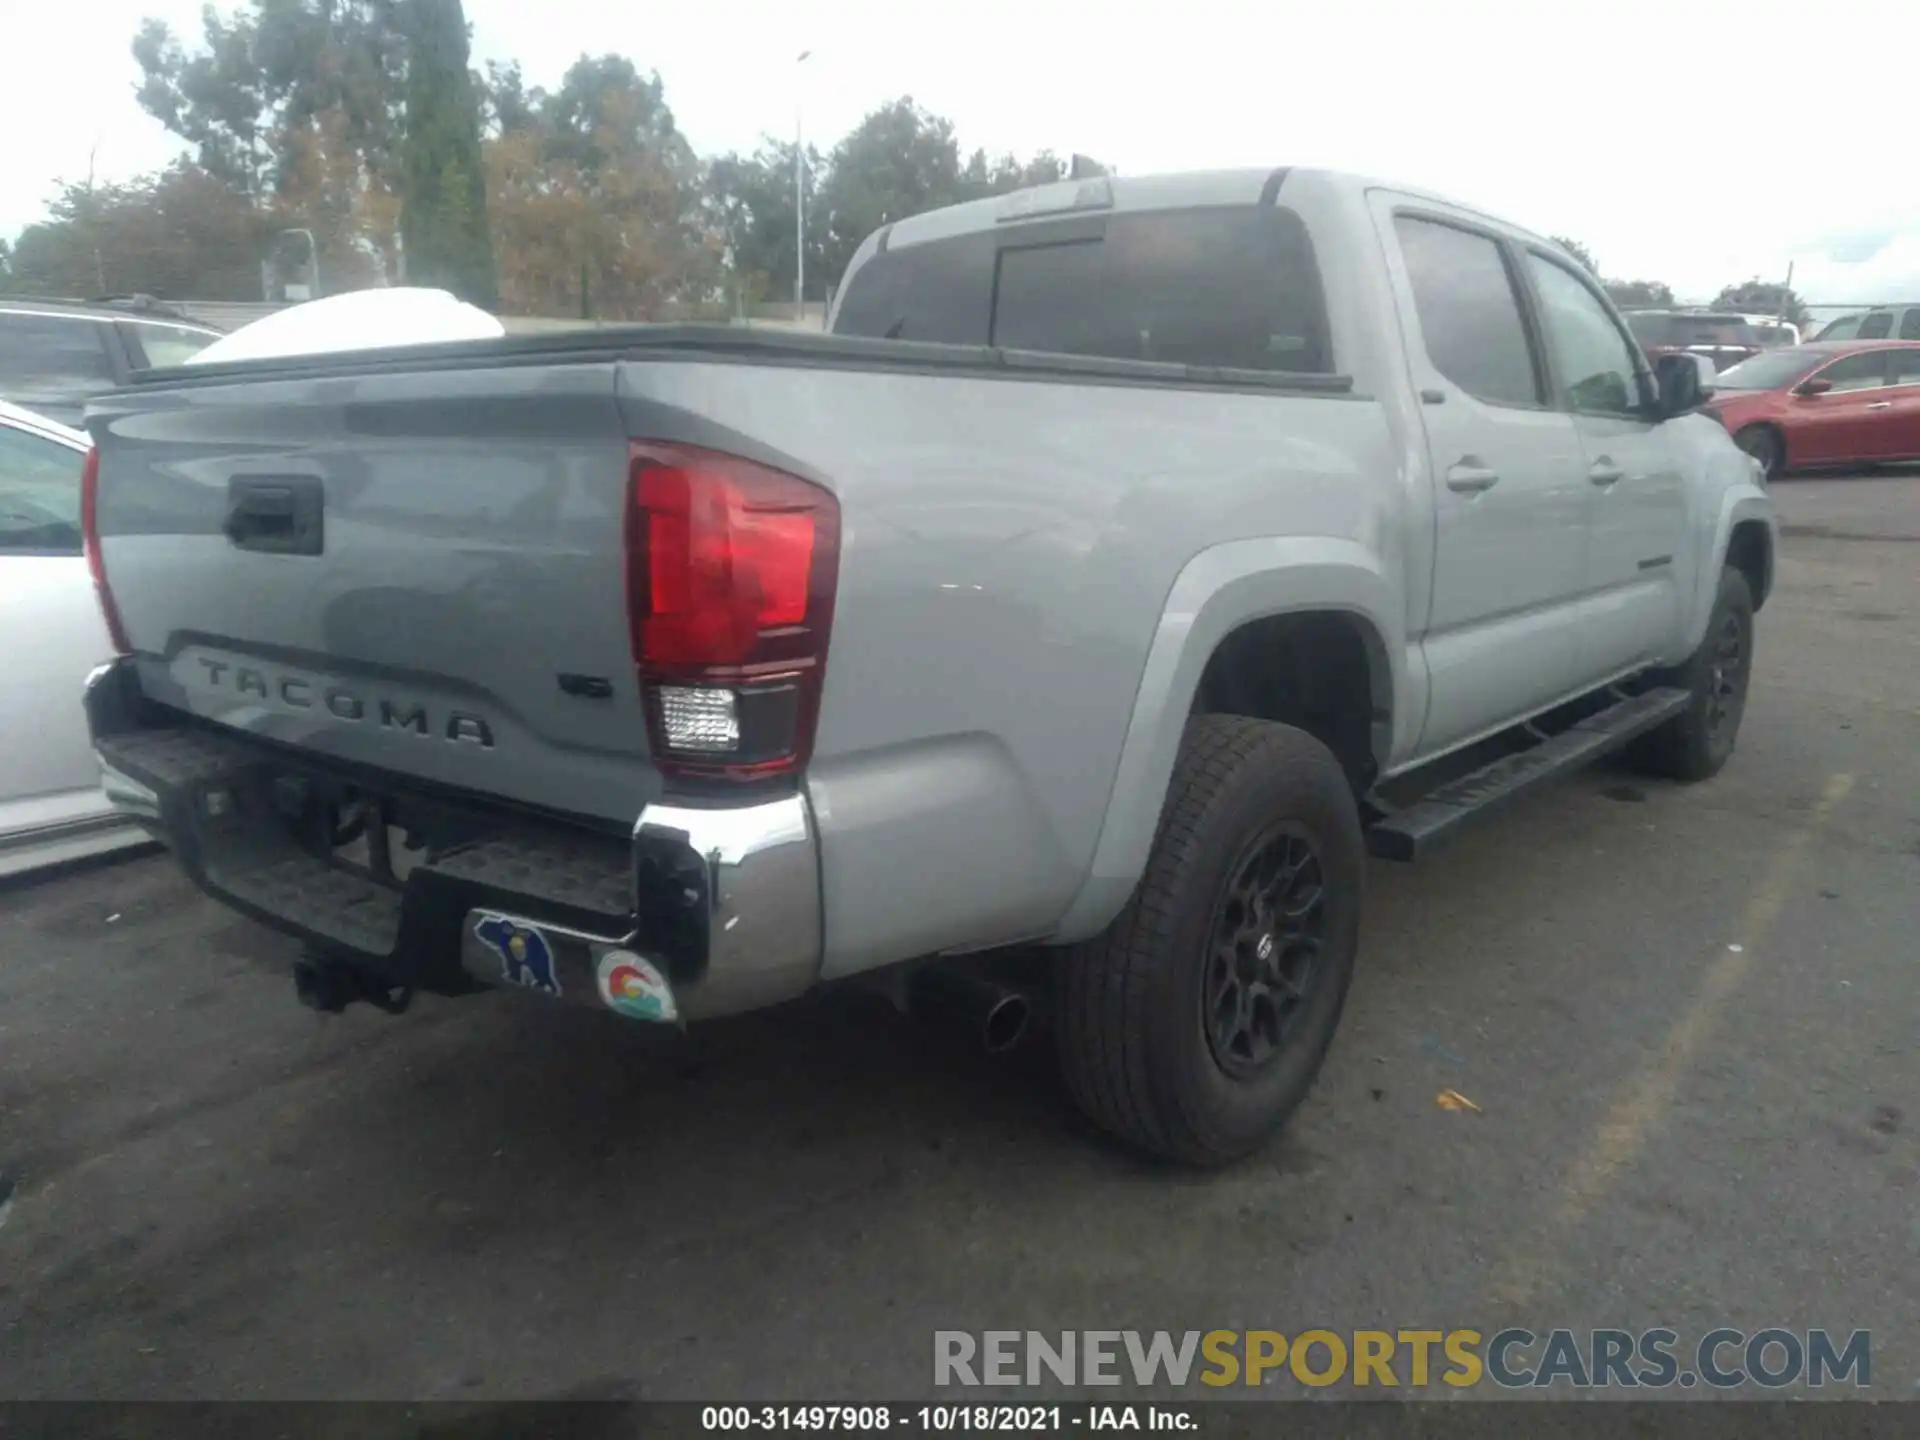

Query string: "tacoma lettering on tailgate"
[196, 657, 496, 748]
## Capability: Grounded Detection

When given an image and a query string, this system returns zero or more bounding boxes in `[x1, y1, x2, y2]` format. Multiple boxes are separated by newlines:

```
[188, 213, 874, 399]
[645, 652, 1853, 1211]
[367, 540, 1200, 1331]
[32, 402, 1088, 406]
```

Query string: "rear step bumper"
[82, 659, 822, 1022]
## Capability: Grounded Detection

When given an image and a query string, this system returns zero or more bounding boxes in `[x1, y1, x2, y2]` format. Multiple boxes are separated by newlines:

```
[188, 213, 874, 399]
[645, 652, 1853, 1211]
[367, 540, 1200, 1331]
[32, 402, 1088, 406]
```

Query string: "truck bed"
[88, 323, 1387, 975]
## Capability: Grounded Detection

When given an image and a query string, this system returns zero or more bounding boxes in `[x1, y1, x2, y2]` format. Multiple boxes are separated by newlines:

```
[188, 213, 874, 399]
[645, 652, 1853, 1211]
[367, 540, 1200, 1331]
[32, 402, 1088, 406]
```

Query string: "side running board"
[1366, 687, 1691, 861]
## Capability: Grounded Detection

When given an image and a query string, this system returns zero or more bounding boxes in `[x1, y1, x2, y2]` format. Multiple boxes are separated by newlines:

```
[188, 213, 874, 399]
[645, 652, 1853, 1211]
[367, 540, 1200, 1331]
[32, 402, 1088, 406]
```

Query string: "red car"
[1704, 340, 1920, 480]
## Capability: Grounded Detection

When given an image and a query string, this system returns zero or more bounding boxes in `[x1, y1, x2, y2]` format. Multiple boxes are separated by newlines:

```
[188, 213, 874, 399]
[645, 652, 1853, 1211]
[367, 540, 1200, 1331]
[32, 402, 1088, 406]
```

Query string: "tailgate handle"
[225, 477, 324, 555]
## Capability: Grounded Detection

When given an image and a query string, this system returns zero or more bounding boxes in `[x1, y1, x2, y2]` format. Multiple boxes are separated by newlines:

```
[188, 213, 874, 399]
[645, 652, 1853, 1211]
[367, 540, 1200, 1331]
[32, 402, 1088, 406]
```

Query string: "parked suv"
[1623, 310, 1765, 371]
[1811, 306, 1920, 343]
[0, 297, 221, 427]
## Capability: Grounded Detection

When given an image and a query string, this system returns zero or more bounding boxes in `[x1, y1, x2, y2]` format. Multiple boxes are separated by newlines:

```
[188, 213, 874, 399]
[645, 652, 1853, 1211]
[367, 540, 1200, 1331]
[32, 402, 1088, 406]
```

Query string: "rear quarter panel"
[619, 360, 1410, 973]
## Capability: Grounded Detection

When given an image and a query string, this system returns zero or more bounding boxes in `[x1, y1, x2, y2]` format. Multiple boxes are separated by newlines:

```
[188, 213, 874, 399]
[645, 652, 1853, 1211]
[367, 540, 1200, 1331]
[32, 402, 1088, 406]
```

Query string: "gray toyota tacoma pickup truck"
[80, 167, 1775, 1164]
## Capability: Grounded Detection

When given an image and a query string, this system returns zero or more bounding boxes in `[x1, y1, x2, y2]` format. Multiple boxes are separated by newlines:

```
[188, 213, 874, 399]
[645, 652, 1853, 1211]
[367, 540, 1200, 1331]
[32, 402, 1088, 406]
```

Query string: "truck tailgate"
[88, 363, 658, 827]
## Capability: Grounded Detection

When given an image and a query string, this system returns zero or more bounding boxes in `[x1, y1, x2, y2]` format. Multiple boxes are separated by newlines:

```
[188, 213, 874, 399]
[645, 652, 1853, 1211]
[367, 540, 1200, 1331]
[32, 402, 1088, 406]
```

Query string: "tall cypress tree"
[400, 0, 497, 307]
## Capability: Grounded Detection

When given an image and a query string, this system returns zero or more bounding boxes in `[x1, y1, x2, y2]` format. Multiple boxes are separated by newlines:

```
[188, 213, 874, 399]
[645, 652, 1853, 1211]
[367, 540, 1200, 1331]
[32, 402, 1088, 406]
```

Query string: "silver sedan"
[1, 400, 148, 877]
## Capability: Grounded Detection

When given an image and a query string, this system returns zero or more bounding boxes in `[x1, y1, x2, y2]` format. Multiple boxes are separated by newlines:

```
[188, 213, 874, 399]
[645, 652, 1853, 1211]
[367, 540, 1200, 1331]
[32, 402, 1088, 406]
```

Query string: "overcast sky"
[4, 0, 1915, 305]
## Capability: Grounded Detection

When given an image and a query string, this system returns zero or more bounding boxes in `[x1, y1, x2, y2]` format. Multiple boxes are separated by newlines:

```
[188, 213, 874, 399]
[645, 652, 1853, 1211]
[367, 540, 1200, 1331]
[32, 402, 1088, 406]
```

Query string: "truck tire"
[1733, 424, 1784, 483]
[1630, 564, 1755, 782]
[1056, 715, 1363, 1165]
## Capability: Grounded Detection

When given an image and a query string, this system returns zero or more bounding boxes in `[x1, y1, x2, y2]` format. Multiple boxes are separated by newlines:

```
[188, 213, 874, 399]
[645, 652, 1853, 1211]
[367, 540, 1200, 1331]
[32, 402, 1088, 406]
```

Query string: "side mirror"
[1794, 377, 1833, 396]
[1654, 351, 1716, 416]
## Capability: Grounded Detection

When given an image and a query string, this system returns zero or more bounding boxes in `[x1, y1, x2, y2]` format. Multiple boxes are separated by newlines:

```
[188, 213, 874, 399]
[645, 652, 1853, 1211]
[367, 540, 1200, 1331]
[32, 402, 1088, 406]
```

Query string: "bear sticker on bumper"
[474, 914, 561, 997]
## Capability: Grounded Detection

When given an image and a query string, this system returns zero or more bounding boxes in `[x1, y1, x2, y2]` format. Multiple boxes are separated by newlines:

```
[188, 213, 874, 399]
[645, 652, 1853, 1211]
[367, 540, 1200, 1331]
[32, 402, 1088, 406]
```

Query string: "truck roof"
[880, 167, 1561, 257]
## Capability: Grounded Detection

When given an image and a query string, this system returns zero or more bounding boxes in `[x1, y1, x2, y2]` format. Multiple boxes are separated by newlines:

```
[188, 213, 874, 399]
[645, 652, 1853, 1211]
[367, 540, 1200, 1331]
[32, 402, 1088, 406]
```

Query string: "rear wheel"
[1734, 424, 1784, 482]
[1630, 565, 1755, 782]
[1055, 715, 1364, 1165]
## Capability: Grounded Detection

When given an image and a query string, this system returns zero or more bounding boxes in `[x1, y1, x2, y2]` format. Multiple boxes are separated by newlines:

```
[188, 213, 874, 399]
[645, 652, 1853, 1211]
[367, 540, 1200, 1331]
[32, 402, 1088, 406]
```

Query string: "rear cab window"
[833, 204, 1334, 375]
[1625, 313, 1676, 346]
[1672, 315, 1759, 347]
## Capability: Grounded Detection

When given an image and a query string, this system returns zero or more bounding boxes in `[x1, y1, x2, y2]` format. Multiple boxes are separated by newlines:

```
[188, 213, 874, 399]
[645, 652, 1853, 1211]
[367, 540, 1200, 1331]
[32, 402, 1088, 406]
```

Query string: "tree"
[706, 139, 828, 306]
[5, 163, 273, 299]
[1604, 279, 1674, 309]
[542, 56, 697, 185]
[1551, 236, 1598, 275]
[400, 0, 495, 305]
[133, 0, 409, 283]
[814, 103, 1107, 288]
[483, 55, 715, 319]
[1712, 279, 1809, 327]
[816, 98, 974, 286]
[0, 237, 12, 290]
[477, 59, 540, 135]
[961, 148, 1068, 196]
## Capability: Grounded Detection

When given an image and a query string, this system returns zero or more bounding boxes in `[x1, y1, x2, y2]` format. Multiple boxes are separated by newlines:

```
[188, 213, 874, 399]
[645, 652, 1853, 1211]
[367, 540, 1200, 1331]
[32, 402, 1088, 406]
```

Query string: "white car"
[0, 400, 148, 876]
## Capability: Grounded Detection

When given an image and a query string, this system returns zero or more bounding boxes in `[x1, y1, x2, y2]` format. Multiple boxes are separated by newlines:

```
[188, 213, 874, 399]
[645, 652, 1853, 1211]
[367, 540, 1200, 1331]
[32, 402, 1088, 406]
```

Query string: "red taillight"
[624, 442, 839, 781]
[80, 446, 132, 656]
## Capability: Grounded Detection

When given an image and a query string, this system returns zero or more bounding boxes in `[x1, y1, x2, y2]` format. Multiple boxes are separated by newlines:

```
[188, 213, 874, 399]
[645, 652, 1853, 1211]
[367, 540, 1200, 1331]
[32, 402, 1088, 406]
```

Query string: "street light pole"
[278, 228, 321, 300]
[795, 49, 812, 322]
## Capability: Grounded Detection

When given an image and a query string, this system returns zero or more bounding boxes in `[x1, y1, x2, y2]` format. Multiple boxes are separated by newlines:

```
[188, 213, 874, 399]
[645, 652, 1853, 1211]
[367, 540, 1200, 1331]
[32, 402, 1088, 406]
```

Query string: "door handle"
[225, 476, 325, 555]
[1445, 462, 1500, 494]
[1865, 401, 1892, 411]
[1588, 461, 1626, 487]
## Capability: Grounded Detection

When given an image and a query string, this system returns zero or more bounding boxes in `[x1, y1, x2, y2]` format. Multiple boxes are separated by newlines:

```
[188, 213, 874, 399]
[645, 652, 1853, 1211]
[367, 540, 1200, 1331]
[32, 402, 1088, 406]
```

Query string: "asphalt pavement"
[2, 473, 1916, 1403]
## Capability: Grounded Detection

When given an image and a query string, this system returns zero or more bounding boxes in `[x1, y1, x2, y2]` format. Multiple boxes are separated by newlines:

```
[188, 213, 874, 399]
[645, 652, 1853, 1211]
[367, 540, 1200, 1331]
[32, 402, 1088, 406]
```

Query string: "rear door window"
[0, 422, 85, 556]
[1887, 350, 1920, 386]
[1856, 312, 1895, 340]
[1393, 215, 1541, 407]
[0, 313, 117, 419]
[1899, 309, 1920, 341]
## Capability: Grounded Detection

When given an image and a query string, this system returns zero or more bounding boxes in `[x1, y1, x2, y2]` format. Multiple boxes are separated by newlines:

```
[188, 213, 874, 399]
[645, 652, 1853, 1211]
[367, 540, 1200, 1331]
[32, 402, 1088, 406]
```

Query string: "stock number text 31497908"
[701, 1406, 1071, 1432]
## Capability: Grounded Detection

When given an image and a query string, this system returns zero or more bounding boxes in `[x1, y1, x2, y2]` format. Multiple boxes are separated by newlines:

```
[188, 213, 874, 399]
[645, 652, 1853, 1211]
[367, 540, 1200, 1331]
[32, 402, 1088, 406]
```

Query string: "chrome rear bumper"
[84, 658, 823, 1022]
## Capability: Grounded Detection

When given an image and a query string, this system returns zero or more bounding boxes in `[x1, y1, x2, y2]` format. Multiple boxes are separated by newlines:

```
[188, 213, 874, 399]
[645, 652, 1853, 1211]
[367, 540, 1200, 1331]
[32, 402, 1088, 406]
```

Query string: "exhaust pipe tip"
[907, 962, 1033, 1054]
[982, 992, 1030, 1054]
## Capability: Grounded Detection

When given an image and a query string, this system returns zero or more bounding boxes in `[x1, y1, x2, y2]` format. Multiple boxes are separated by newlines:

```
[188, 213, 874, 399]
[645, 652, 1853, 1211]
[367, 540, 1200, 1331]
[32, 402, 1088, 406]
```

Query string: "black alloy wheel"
[1203, 826, 1327, 1080]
